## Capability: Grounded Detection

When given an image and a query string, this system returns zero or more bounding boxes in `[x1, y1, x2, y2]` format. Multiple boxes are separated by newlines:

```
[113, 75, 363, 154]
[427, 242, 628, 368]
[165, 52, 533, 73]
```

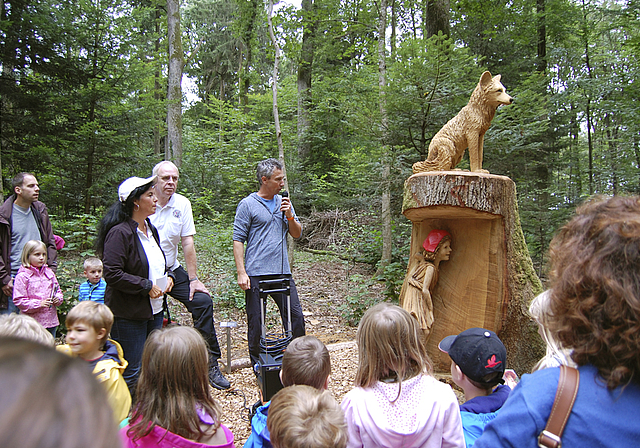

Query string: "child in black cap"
[439, 328, 513, 448]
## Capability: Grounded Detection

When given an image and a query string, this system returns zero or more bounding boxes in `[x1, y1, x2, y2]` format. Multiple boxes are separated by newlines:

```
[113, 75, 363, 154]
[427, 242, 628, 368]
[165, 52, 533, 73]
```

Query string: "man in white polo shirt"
[149, 161, 230, 390]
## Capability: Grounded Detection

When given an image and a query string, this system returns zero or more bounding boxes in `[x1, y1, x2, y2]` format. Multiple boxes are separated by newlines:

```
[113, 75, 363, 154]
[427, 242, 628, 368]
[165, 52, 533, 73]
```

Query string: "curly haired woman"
[475, 195, 640, 447]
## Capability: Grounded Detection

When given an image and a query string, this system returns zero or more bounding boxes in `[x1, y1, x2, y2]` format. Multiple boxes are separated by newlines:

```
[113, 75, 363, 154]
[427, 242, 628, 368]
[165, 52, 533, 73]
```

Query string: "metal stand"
[220, 321, 237, 374]
[255, 274, 293, 402]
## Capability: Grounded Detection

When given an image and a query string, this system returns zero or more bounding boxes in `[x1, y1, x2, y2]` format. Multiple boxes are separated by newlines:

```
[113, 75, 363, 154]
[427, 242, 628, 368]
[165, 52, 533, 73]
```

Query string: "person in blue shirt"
[78, 257, 107, 304]
[475, 195, 640, 448]
[439, 328, 512, 448]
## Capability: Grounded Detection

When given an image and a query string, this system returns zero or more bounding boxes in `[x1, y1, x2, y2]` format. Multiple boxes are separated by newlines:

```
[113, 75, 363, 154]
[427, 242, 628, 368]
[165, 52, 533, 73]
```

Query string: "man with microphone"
[233, 158, 306, 366]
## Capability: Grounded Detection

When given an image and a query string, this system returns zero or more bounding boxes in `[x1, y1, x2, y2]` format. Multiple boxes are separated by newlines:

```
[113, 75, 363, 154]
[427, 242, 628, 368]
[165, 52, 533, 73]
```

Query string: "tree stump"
[401, 171, 544, 375]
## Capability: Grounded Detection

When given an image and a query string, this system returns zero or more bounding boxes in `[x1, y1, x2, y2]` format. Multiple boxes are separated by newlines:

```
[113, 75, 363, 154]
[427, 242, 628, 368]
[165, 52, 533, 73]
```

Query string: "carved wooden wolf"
[413, 71, 513, 174]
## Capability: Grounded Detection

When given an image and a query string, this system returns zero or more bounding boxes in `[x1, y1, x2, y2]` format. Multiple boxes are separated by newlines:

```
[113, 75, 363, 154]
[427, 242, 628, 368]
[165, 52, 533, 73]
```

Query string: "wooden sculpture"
[412, 71, 513, 174]
[401, 229, 452, 340]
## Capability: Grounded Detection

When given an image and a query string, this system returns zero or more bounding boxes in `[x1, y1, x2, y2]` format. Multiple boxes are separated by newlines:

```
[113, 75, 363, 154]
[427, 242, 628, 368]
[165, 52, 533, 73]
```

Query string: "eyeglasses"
[160, 175, 179, 182]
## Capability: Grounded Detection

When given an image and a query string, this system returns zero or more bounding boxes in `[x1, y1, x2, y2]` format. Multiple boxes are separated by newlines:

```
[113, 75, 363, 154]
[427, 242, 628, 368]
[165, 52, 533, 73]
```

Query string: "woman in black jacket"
[96, 175, 175, 395]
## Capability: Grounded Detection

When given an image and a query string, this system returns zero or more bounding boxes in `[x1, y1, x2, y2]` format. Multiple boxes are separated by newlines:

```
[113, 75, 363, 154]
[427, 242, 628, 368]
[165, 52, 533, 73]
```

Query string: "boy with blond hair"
[57, 301, 131, 423]
[268, 385, 347, 448]
[244, 335, 331, 448]
[78, 257, 107, 303]
[0, 313, 54, 346]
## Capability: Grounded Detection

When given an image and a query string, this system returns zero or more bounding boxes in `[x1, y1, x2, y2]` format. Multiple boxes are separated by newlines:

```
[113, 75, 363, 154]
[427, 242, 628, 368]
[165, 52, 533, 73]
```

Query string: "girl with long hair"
[341, 303, 464, 448]
[122, 326, 234, 447]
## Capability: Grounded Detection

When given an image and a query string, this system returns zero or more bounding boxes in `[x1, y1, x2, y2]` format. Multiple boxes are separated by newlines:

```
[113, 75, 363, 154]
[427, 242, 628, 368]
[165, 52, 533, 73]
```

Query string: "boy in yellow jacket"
[57, 301, 131, 423]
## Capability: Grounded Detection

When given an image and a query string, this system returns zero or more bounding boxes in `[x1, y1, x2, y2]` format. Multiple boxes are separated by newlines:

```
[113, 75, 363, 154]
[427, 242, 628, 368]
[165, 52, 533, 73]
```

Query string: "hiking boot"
[209, 365, 231, 390]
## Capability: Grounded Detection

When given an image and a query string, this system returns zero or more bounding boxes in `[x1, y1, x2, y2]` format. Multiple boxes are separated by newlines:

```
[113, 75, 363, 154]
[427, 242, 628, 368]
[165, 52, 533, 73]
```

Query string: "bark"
[536, 0, 547, 73]
[402, 172, 544, 374]
[154, 5, 163, 156]
[424, 0, 450, 38]
[166, 0, 183, 166]
[297, 0, 315, 163]
[582, 0, 594, 194]
[377, 0, 392, 276]
[267, 0, 284, 171]
[238, 0, 259, 109]
[267, 0, 294, 267]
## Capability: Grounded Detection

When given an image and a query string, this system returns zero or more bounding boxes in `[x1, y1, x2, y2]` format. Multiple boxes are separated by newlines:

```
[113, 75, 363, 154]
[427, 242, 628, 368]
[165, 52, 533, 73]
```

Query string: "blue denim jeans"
[0, 300, 19, 315]
[111, 312, 163, 396]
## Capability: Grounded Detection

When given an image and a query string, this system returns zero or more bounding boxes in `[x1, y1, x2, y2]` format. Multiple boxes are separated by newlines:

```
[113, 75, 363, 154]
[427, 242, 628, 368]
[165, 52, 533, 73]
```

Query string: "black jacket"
[103, 218, 174, 320]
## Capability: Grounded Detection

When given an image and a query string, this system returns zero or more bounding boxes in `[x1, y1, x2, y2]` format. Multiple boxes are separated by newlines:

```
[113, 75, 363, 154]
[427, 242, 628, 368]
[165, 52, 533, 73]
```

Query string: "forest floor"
[168, 251, 461, 446]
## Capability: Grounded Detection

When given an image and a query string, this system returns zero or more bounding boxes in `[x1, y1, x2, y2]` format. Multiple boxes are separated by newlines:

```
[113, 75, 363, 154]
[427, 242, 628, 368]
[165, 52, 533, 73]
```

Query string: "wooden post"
[401, 171, 544, 375]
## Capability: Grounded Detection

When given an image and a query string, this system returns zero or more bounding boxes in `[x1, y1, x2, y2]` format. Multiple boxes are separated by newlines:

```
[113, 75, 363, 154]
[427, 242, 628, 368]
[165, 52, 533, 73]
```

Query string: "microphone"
[281, 191, 288, 220]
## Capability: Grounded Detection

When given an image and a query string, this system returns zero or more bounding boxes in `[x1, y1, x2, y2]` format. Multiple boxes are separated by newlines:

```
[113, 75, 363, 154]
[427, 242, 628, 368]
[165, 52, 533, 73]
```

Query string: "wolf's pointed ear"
[493, 74, 502, 82]
[480, 71, 493, 86]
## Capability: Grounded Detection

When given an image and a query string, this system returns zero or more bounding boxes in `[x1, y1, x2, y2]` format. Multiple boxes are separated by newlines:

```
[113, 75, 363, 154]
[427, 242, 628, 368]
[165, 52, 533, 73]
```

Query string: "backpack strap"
[538, 365, 579, 448]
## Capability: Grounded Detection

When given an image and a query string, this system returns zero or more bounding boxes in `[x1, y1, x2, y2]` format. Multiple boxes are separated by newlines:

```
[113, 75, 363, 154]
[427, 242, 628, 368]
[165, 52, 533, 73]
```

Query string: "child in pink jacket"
[12, 240, 63, 336]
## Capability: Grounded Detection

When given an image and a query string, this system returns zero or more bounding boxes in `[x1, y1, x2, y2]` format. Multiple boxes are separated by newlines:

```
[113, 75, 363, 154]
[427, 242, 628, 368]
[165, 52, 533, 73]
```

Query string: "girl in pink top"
[121, 326, 235, 448]
[12, 240, 63, 336]
[341, 303, 465, 448]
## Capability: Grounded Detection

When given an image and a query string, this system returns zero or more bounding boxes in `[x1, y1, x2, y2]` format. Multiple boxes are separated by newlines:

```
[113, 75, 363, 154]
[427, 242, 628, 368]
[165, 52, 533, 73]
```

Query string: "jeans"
[167, 266, 222, 365]
[0, 300, 19, 315]
[111, 312, 162, 397]
[246, 276, 306, 366]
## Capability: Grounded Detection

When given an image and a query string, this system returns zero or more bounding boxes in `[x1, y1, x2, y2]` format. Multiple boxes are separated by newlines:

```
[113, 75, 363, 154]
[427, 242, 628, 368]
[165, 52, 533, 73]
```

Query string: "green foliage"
[193, 215, 246, 312]
[338, 274, 384, 326]
[51, 214, 101, 254]
[55, 259, 82, 334]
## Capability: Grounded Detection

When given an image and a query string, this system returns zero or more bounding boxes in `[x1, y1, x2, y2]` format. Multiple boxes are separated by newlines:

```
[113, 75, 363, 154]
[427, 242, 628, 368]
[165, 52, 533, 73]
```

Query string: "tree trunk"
[536, 0, 547, 73]
[401, 171, 544, 375]
[267, 0, 294, 267]
[167, 0, 183, 166]
[297, 0, 315, 164]
[237, 0, 259, 109]
[154, 5, 163, 156]
[424, 0, 450, 38]
[377, 0, 392, 276]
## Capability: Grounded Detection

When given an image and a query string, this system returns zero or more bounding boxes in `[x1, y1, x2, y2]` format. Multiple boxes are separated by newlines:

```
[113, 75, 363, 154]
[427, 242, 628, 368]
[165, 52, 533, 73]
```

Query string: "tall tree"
[167, 0, 184, 165]
[297, 0, 316, 164]
[378, 0, 392, 274]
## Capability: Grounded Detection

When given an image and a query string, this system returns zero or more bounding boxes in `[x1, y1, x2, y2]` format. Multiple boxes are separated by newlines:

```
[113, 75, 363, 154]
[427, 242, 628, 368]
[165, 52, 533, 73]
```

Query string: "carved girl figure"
[402, 230, 452, 339]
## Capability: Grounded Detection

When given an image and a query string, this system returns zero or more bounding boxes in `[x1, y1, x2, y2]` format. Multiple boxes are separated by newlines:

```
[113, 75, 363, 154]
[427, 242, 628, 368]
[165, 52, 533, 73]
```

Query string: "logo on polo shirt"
[173, 210, 181, 218]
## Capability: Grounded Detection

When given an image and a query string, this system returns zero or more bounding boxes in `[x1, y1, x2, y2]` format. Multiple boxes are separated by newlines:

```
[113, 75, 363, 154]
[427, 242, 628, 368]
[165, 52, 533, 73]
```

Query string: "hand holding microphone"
[280, 191, 291, 220]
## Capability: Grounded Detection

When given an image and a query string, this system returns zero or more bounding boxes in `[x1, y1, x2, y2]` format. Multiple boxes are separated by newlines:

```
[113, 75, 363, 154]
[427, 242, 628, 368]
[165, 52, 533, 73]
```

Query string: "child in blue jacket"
[439, 328, 513, 448]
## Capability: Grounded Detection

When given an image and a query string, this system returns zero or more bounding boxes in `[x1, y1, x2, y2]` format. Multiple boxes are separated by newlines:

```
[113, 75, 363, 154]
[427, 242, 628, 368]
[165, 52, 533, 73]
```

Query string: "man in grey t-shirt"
[0, 173, 57, 314]
[233, 158, 306, 366]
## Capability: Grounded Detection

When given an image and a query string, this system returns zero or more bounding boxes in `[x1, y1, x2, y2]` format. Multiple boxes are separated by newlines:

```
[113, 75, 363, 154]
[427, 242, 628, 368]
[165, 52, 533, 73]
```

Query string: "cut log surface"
[402, 171, 544, 374]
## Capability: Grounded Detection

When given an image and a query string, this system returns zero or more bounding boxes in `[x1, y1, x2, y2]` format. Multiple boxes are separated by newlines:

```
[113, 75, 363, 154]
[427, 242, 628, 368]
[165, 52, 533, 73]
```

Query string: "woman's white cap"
[118, 175, 156, 202]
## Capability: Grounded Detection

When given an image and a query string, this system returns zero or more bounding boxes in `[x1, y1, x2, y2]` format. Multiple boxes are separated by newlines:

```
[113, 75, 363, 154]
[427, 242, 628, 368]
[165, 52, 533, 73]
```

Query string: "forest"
[1, 0, 639, 296]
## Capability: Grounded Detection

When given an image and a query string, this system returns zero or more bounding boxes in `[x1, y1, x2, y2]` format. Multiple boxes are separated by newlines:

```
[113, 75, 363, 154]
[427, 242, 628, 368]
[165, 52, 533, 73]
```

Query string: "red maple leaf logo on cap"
[485, 355, 502, 368]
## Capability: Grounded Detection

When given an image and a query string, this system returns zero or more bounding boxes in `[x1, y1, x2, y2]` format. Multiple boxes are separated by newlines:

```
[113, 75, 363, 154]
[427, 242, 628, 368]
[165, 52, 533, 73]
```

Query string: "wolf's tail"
[412, 159, 444, 174]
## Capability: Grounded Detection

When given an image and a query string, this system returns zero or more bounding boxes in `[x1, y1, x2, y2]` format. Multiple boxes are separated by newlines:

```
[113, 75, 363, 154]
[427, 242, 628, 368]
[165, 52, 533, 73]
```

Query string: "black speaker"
[256, 352, 284, 402]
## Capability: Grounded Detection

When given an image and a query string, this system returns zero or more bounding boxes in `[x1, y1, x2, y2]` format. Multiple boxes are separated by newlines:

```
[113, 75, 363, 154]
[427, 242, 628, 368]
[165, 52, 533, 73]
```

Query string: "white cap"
[118, 175, 156, 202]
